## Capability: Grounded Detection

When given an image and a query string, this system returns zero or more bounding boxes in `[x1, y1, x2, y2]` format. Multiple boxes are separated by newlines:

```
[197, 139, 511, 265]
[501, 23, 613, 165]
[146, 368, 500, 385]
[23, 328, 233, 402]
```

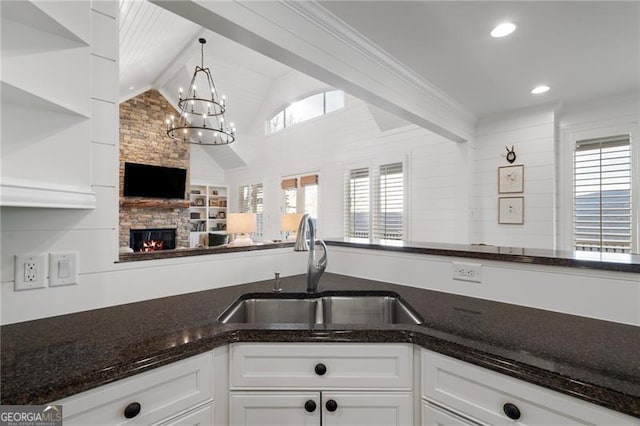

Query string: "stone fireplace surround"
[119, 90, 190, 250]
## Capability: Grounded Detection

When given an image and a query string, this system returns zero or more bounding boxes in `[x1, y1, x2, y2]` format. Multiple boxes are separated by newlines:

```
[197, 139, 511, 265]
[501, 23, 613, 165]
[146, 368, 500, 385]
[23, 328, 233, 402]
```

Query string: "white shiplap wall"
[223, 71, 471, 243]
[0, 1, 303, 325]
[470, 107, 556, 248]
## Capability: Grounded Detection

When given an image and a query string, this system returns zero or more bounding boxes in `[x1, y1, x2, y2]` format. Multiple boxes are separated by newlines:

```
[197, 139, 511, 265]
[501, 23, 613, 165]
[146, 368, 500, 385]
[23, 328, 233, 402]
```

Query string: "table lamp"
[227, 213, 257, 246]
[281, 213, 303, 241]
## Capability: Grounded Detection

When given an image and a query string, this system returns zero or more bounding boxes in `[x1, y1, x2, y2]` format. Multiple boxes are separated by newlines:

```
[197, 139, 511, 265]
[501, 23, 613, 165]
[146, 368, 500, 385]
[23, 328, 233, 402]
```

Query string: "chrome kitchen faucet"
[294, 214, 328, 293]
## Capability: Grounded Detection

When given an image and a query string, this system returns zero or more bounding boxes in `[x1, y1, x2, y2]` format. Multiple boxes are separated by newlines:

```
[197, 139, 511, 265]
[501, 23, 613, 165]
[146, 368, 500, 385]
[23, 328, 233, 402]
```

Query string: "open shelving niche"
[0, 0, 95, 209]
[189, 185, 228, 247]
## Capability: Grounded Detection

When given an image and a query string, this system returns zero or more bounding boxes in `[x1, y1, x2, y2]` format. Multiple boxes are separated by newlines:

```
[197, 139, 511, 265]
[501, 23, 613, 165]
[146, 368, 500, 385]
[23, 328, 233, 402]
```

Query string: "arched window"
[267, 90, 344, 134]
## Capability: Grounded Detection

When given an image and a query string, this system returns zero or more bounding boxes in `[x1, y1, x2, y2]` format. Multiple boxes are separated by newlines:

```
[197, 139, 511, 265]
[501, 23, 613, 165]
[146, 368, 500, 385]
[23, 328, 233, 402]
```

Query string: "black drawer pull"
[503, 402, 521, 420]
[325, 399, 338, 412]
[304, 400, 317, 413]
[124, 402, 141, 419]
[314, 363, 327, 376]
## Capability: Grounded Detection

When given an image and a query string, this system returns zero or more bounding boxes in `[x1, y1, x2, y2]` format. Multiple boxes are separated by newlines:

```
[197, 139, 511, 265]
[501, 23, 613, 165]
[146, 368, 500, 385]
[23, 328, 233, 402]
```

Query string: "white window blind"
[574, 135, 632, 253]
[238, 183, 264, 237]
[344, 168, 370, 238]
[373, 162, 404, 240]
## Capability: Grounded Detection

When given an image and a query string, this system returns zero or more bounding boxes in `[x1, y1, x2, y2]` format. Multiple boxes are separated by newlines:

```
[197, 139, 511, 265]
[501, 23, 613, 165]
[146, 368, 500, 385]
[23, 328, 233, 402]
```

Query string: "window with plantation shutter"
[238, 183, 264, 237]
[373, 163, 404, 240]
[344, 168, 370, 238]
[574, 135, 632, 253]
[281, 174, 319, 218]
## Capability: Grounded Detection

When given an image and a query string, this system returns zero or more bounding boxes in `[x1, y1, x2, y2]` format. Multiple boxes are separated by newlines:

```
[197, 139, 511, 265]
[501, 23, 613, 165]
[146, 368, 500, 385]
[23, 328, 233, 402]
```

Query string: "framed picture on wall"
[498, 165, 524, 193]
[498, 196, 524, 224]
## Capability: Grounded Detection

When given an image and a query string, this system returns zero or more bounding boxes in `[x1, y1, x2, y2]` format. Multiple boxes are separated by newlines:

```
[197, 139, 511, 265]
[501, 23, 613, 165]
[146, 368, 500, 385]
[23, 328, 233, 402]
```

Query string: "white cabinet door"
[229, 392, 320, 426]
[422, 400, 476, 426]
[422, 349, 637, 426]
[58, 352, 214, 425]
[322, 392, 413, 426]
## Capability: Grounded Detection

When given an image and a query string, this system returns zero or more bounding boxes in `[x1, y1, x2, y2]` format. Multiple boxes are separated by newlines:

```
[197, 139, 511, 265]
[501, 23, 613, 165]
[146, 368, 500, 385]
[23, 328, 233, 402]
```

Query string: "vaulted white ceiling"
[122, 0, 639, 142]
[318, 1, 639, 118]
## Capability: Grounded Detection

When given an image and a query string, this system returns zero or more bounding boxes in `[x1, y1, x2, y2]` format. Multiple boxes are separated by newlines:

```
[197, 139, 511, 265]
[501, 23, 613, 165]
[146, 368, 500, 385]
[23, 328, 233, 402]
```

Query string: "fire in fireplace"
[130, 228, 176, 252]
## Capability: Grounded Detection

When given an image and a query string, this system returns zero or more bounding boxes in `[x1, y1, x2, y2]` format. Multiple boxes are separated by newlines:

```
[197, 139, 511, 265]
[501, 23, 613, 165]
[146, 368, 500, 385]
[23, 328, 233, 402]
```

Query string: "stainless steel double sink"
[218, 292, 423, 325]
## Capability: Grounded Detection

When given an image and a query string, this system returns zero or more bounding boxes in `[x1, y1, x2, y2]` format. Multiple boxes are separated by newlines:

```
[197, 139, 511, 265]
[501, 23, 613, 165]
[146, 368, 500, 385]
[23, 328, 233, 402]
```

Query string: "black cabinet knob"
[304, 400, 317, 413]
[314, 363, 327, 376]
[325, 399, 338, 412]
[503, 403, 521, 420]
[124, 402, 141, 419]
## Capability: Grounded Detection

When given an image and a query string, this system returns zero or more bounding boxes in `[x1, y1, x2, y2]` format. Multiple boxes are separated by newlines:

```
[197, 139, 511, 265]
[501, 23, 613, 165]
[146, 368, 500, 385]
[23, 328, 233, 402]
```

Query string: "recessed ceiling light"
[491, 22, 516, 38]
[531, 85, 551, 95]
[129, 86, 135, 90]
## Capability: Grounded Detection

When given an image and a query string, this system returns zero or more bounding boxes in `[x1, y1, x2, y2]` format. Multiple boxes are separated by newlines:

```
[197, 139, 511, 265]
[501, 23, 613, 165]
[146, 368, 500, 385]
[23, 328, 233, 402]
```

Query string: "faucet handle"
[273, 272, 282, 292]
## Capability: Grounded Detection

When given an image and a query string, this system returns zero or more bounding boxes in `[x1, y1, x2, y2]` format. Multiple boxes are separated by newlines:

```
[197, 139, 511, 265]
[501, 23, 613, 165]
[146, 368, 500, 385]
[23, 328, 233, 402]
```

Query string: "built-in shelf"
[1, 0, 90, 46]
[120, 199, 190, 209]
[0, 178, 96, 209]
[1, 81, 91, 119]
[189, 184, 228, 246]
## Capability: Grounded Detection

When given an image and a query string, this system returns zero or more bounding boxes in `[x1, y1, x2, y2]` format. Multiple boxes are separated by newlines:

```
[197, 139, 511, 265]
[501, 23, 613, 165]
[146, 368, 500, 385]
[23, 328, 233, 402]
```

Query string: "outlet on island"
[452, 262, 482, 283]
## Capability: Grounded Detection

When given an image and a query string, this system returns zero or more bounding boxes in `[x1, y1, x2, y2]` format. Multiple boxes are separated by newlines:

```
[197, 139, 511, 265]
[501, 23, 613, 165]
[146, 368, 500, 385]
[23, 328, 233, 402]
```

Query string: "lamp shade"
[280, 213, 303, 232]
[227, 213, 257, 234]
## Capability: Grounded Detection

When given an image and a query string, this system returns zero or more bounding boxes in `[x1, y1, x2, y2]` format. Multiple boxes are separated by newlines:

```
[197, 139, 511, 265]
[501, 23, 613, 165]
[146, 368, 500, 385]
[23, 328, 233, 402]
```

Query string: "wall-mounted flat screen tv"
[123, 162, 187, 199]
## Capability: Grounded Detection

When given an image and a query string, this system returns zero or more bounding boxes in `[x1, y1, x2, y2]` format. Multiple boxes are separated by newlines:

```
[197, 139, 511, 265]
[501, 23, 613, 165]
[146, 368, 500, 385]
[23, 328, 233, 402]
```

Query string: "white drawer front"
[58, 352, 214, 425]
[230, 343, 412, 390]
[422, 350, 637, 426]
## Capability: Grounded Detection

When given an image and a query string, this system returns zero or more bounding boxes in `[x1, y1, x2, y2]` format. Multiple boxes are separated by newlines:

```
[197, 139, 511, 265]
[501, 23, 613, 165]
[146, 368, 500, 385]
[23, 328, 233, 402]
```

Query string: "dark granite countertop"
[1, 274, 639, 418]
[118, 241, 293, 262]
[326, 238, 640, 273]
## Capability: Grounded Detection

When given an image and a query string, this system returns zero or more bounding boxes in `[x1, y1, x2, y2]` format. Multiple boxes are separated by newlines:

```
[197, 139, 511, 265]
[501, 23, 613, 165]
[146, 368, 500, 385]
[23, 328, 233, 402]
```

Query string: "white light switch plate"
[49, 252, 79, 286]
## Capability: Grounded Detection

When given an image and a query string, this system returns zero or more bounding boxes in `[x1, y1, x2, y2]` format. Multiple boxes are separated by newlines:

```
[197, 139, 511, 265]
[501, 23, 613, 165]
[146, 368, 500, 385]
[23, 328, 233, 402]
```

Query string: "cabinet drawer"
[57, 352, 214, 425]
[230, 343, 412, 390]
[422, 350, 636, 426]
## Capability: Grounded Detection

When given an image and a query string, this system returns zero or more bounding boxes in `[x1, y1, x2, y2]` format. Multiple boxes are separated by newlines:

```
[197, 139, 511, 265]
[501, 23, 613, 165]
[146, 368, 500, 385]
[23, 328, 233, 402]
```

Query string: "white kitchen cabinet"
[230, 391, 412, 426]
[229, 343, 414, 426]
[56, 351, 214, 425]
[230, 391, 320, 426]
[322, 391, 413, 426]
[421, 349, 638, 426]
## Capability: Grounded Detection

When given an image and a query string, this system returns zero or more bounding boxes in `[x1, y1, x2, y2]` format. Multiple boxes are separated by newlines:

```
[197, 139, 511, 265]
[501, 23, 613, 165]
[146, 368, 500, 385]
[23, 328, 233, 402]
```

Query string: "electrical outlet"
[452, 262, 482, 283]
[15, 254, 47, 291]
